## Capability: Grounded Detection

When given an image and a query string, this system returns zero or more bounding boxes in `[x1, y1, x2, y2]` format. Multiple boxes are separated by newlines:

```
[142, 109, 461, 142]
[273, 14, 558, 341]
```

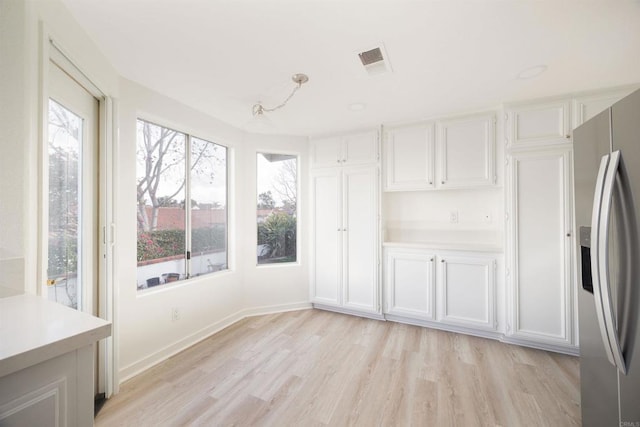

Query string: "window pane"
[47, 99, 82, 309]
[136, 120, 186, 289]
[190, 137, 228, 276]
[257, 153, 297, 264]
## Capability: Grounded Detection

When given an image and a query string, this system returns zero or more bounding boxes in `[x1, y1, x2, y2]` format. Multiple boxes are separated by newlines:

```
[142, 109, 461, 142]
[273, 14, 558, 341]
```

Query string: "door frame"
[38, 29, 118, 397]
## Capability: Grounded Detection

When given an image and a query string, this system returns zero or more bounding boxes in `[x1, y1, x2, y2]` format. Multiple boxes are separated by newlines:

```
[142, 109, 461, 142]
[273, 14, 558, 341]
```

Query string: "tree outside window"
[257, 153, 297, 265]
[136, 119, 228, 289]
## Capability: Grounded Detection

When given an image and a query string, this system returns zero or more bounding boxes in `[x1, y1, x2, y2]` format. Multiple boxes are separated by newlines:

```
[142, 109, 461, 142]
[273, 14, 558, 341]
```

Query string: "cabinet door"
[385, 250, 435, 320]
[438, 255, 496, 330]
[343, 166, 379, 313]
[507, 148, 573, 345]
[509, 101, 571, 147]
[383, 123, 435, 191]
[343, 130, 378, 166]
[437, 114, 495, 188]
[572, 89, 634, 129]
[310, 135, 342, 168]
[310, 169, 342, 305]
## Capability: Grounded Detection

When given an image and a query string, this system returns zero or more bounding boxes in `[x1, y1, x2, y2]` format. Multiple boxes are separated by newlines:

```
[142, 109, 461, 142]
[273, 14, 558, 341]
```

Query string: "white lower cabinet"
[385, 250, 435, 320]
[438, 255, 496, 331]
[384, 247, 497, 332]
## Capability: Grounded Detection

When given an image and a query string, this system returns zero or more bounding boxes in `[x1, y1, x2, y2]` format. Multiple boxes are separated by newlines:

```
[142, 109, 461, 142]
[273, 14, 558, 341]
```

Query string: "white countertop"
[0, 289, 111, 377]
[383, 240, 503, 252]
[383, 228, 503, 252]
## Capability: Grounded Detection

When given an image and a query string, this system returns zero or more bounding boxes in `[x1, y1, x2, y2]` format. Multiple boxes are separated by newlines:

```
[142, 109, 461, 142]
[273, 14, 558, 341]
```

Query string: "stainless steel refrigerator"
[574, 88, 640, 426]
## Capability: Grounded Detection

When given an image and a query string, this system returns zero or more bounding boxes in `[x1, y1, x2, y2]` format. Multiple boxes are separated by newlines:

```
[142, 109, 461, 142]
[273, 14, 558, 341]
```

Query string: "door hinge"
[186, 251, 191, 260]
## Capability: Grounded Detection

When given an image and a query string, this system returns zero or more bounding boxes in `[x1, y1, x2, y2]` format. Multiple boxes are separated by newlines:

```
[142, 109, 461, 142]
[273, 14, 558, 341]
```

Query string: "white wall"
[0, 0, 310, 385]
[116, 78, 309, 380]
[0, 0, 31, 291]
[0, 0, 119, 292]
[239, 133, 310, 311]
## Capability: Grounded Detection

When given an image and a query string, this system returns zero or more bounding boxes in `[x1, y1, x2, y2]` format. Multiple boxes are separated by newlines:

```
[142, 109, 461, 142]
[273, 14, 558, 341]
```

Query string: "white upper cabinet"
[343, 131, 379, 166]
[310, 130, 378, 168]
[437, 113, 496, 188]
[310, 135, 342, 168]
[508, 100, 571, 148]
[572, 88, 635, 129]
[383, 112, 496, 191]
[383, 123, 435, 191]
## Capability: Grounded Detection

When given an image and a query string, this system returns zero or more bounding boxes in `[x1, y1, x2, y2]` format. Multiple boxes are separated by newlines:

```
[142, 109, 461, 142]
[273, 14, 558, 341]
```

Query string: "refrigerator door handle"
[593, 150, 628, 374]
[591, 154, 616, 367]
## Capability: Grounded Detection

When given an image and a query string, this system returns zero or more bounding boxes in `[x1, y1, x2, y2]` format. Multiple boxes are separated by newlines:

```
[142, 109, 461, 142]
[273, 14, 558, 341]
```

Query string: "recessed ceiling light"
[517, 65, 548, 80]
[348, 102, 366, 111]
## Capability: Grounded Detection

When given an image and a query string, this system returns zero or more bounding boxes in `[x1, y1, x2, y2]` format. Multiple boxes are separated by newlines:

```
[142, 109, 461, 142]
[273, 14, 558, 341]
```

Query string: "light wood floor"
[96, 309, 581, 426]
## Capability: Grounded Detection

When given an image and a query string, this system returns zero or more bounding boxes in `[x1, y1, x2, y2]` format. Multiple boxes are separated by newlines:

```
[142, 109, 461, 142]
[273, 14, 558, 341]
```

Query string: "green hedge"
[137, 226, 226, 262]
[257, 212, 296, 261]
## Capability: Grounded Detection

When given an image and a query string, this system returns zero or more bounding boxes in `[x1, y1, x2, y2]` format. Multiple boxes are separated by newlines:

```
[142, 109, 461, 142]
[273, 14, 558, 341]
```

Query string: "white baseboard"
[384, 314, 503, 341]
[500, 336, 579, 356]
[312, 303, 385, 320]
[118, 301, 311, 383]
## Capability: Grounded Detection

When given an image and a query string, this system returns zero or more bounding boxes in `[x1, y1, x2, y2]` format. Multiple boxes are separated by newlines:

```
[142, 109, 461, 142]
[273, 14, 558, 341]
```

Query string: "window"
[257, 153, 297, 265]
[136, 119, 228, 289]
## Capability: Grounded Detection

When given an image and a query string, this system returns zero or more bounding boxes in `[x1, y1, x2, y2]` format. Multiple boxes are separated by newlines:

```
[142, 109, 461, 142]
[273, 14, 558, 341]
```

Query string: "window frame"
[255, 150, 301, 267]
[135, 117, 230, 290]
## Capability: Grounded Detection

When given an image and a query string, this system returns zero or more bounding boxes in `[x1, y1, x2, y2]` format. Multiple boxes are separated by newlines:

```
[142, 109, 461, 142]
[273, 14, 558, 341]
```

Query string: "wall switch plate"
[171, 308, 180, 322]
[449, 210, 458, 223]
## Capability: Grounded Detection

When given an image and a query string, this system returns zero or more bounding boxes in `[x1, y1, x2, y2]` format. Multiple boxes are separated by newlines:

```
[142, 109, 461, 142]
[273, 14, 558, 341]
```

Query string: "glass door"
[44, 61, 99, 315]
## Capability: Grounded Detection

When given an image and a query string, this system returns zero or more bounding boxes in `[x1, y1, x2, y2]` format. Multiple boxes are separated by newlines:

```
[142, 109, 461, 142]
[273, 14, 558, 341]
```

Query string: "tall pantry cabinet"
[504, 89, 633, 352]
[309, 130, 381, 317]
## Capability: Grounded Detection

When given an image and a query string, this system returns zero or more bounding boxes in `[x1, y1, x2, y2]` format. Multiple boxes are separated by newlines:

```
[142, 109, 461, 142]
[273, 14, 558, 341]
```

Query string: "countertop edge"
[383, 241, 504, 253]
[0, 323, 111, 378]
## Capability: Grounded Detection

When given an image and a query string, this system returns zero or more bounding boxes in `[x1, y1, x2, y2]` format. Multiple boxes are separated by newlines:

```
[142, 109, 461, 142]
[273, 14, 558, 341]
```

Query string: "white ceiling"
[60, 0, 640, 137]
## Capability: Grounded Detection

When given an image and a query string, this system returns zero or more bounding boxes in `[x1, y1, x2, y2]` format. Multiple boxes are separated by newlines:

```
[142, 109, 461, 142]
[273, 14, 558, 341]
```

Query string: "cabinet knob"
[429, 181, 433, 185]
[566, 233, 571, 237]
[441, 259, 445, 263]
[565, 134, 571, 139]
[430, 258, 434, 262]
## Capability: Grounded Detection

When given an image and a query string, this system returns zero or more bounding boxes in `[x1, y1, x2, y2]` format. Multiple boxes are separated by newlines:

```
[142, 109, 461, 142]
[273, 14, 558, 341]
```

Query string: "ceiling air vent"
[357, 45, 392, 76]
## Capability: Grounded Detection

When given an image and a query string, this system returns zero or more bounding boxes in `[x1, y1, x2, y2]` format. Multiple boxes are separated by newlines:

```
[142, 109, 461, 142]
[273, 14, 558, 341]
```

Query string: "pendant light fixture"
[246, 73, 309, 133]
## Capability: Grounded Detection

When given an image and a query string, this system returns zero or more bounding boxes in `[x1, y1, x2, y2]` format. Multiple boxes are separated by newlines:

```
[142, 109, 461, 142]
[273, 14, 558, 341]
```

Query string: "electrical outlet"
[171, 307, 180, 322]
[449, 210, 458, 223]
